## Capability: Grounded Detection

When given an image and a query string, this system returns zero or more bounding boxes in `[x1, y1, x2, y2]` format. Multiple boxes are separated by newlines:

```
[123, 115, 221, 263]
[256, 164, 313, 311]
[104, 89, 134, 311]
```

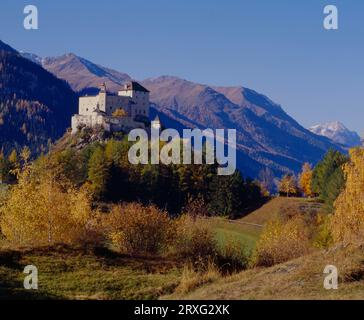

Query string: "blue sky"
[1, 0, 363, 134]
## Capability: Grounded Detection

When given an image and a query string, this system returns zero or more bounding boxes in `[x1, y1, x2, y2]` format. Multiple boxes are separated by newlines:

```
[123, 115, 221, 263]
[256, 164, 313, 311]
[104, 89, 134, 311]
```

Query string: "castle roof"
[120, 81, 150, 93]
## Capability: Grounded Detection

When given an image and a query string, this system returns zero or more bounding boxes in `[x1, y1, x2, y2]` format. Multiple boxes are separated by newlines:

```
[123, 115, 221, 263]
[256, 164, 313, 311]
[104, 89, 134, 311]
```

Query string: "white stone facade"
[71, 82, 150, 134]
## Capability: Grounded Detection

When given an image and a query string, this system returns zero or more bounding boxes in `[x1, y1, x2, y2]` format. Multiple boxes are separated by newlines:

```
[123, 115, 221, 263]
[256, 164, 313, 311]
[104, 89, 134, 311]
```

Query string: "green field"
[209, 197, 324, 251]
[209, 218, 261, 251]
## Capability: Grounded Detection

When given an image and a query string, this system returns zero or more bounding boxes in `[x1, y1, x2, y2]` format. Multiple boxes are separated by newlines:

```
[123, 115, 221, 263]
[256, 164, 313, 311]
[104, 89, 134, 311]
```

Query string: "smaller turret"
[100, 82, 107, 93]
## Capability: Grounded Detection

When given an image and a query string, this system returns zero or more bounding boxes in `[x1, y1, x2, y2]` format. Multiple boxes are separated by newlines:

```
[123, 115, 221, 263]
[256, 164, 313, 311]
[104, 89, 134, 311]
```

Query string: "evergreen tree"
[87, 146, 110, 200]
[311, 149, 348, 211]
[209, 171, 245, 219]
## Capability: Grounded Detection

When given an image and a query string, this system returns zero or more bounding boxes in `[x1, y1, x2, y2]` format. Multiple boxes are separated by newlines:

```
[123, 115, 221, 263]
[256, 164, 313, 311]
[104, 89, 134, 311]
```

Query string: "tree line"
[2, 133, 263, 218]
[277, 149, 348, 212]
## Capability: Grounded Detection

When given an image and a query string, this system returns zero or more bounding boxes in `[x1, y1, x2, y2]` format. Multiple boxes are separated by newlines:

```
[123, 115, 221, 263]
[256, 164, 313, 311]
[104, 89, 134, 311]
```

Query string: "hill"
[239, 197, 323, 225]
[164, 243, 364, 300]
[0, 41, 77, 154]
[209, 197, 324, 251]
[20, 50, 343, 177]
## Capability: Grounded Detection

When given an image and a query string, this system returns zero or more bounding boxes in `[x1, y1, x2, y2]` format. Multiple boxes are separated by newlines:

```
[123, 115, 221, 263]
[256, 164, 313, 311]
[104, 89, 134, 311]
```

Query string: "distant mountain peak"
[309, 121, 361, 147]
[22, 52, 133, 93]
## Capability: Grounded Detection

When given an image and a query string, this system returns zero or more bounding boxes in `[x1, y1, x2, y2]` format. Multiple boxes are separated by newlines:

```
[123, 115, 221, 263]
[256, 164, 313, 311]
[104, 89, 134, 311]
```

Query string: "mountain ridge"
[20, 51, 132, 93]
[13, 44, 344, 176]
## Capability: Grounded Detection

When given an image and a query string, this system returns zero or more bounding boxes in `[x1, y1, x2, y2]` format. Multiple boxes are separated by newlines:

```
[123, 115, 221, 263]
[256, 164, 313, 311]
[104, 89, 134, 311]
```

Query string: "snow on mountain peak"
[309, 121, 361, 147]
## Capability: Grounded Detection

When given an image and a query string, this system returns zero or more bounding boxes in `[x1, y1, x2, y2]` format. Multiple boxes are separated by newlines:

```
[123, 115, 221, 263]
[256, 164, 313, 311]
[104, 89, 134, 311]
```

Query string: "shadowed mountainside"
[0, 41, 77, 154]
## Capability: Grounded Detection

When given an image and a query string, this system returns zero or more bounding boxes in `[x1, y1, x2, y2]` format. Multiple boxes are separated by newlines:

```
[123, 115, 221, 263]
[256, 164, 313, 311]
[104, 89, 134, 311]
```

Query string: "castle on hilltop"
[71, 81, 151, 134]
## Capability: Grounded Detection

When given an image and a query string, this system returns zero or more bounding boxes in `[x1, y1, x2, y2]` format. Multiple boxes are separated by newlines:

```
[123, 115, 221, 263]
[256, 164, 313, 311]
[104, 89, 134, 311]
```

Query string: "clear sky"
[1, 0, 363, 134]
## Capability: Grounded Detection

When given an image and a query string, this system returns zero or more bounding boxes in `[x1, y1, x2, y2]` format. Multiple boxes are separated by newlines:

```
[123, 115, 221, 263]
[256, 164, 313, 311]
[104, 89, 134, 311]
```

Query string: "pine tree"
[311, 149, 348, 210]
[209, 171, 245, 219]
[87, 146, 110, 199]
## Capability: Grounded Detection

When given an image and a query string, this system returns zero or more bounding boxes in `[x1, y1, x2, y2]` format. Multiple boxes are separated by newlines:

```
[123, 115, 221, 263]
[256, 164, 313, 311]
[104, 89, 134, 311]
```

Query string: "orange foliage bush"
[174, 215, 217, 263]
[104, 203, 174, 255]
[253, 215, 311, 267]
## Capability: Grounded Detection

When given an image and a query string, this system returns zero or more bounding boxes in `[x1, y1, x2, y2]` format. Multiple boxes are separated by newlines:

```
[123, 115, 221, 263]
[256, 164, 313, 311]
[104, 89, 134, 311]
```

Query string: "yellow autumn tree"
[331, 148, 364, 244]
[299, 163, 313, 197]
[0, 164, 97, 246]
[279, 174, 298, 197]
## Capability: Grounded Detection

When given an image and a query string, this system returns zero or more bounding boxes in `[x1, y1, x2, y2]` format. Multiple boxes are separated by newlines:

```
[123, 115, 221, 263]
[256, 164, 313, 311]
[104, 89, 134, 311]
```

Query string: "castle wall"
[106, 95, 131, 116]
[72, 82, 150, 134]
[118, 89, 149, 118]
[71, 113, 106, 133]
[71, 113, 146, 134]
[79, 96, 99, 115]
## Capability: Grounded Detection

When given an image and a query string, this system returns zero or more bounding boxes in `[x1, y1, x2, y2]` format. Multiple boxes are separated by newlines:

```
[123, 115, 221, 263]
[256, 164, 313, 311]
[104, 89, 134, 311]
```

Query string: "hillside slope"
[240, 197, 323, 225]
[165, 244, 364, 300]
[0, 41, 77, 154]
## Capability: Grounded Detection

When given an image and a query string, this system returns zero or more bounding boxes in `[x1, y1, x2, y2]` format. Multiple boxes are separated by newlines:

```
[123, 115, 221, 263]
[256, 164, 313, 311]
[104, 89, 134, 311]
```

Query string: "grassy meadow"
[1, 196, 348, 300]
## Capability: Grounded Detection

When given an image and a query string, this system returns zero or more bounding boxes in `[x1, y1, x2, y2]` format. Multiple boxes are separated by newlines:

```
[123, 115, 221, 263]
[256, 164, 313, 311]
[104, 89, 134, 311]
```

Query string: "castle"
[71, 81, 151, 134]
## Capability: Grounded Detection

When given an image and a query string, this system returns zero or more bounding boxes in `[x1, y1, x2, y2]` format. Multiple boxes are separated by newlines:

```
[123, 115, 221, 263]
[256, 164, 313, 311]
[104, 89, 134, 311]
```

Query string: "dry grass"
[240, 197, 323, 226]
[164, 243, 364, 300]
[0, 244, 182, 300]
[174, 263, 221, 295]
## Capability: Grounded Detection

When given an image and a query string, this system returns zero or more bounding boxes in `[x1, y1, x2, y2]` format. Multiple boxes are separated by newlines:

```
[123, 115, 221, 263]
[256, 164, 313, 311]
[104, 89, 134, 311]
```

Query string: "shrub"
[313, 214, 333, 249]
[104, 203, 174, 255]
[182, 195, 209, 219]
[252, 215, 311, 267]
[174, 215, 217, 265]
[216, 236, 250, 273]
